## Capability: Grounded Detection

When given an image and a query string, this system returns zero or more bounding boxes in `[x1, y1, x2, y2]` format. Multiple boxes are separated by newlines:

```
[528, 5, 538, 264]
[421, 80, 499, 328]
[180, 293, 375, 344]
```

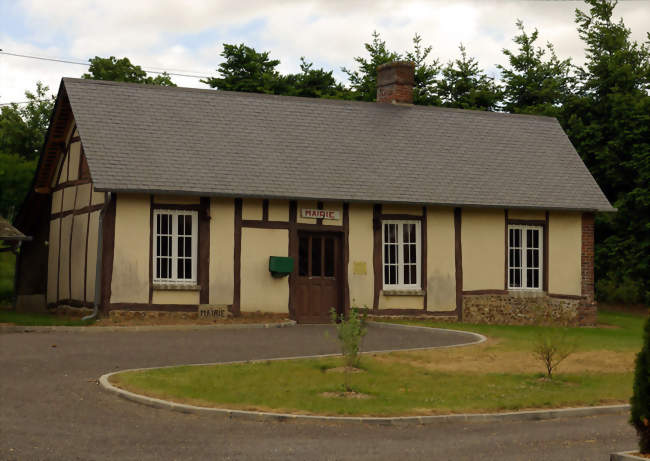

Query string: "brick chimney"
[376, 61, 415, 104]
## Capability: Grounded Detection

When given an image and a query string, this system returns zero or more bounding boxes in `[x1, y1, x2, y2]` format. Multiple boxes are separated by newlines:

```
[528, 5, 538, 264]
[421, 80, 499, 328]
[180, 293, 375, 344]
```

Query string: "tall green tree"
[438, 44, 502, 110]
[283, 58, 349, 99]
[562, 0, 650, 304]
[342, 32, 440, 104]
[83, 56, 176, 86]
[0, 82, 54, 220]
[498, 20, 573, 117]
[201, 44, 283, 94]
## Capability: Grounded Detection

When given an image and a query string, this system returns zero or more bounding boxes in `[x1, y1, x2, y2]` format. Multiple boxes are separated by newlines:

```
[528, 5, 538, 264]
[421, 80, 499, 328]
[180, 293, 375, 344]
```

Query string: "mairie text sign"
[301, 208, 340, 220]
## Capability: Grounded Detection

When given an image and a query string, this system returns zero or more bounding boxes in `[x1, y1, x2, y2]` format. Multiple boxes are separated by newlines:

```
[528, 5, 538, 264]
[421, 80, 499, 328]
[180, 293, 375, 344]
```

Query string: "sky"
[1, 0, 649, 104]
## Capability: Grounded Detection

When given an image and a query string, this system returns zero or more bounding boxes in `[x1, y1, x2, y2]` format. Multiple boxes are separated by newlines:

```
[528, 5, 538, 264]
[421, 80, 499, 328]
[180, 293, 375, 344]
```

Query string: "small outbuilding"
[14, 62, 614, 324]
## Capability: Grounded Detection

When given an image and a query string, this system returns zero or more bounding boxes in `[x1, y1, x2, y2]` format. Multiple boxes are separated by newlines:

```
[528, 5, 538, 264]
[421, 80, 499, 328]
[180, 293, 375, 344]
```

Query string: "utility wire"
[0, 50, 211, 79]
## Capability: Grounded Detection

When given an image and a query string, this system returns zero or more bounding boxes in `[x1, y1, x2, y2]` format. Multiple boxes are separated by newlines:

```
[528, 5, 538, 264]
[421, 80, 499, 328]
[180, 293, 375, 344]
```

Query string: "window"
[153, 210, 198, 284]
[382, 220, 421, 289]
[508, 225, 542, 290]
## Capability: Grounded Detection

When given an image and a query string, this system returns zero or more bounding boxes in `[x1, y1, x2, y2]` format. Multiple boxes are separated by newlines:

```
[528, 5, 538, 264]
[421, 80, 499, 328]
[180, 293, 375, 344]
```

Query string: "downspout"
[83, 192, 111, 322]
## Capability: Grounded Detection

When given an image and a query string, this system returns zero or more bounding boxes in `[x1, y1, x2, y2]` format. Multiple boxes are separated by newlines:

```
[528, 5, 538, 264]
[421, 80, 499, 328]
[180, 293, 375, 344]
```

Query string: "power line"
[0, 50, 211, 79]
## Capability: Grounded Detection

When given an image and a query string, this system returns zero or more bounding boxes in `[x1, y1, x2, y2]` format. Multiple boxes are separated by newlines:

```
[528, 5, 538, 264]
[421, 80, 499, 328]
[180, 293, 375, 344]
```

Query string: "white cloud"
[1, 0, 648, 103]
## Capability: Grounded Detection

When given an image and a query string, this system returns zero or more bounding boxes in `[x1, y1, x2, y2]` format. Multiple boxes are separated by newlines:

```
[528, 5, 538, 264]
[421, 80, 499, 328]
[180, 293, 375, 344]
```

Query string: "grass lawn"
[0, 310, 95, 326]
[111, 310, 646, 417]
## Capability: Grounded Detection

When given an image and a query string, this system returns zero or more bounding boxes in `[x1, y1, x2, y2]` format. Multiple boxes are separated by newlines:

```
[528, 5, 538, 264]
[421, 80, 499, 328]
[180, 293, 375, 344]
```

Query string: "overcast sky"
[1, 0, 649, 104]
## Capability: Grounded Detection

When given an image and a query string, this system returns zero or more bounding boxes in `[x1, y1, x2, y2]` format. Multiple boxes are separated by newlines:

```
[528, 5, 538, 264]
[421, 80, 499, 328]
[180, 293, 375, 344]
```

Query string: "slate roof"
[61, 77, 614, 212]
[0, 216, 29, 241]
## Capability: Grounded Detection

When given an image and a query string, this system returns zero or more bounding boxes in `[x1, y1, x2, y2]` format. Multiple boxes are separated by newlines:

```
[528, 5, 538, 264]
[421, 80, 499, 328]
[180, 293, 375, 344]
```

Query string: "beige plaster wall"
[68, 142, 81, 181]
[426, 207, 456, 311]
[47, 219, 60, 303]
[110, 194, 150, 303]
[242, 198, 263, 221]
[153, 195, 200, 205]
[548, 212, 582, 296]
[75, 183, 92, 209]
[379, 295, 424, 309]
[85, 211, 100, 302]
[347, 203, 374, 308]
[61, 186, 76, 212]
[509, 209, 546, 221]
[51, 190, 63, 214]
[240, 227, 289, 313]
[59, 154, 69, 184]
[152, 290, 200, 304]
[268, 200, 289, 222]
[462, 208, 505, 291]
[209, 198, 235, 305]
[58, 215, 72, 300]
[91, 189, 105, 206]
[382, 204, 423, 216]
[70, 214, 88, 301]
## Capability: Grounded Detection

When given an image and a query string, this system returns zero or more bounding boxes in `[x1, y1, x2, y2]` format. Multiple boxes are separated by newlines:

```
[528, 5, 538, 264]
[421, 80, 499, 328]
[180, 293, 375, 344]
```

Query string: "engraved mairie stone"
[198, 305, 231, 319]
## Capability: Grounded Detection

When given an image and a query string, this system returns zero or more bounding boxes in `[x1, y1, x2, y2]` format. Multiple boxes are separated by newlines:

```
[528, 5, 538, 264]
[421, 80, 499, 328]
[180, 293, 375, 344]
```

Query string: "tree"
[0, 82, 54, 220]
[631, 317, 650, 453]
[83, 56, 176, 86]
[561, 0, 650, 304]
[201, 44, 283, 94]
[342, 31, 401, 101]
[283, 58, 349, 99]
[342, 32, 440, 104]
[498, 20, 573, 117]
[438, 44, 502, 111]
[0, 82, 54, 161]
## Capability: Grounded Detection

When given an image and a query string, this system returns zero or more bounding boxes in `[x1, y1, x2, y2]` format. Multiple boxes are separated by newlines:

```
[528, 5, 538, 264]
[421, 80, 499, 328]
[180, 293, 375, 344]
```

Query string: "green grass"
[0, 251, 15, 304]
[0, 310, 94, 326]
[111, 310, 645, 416]
[113, 357, 631, 416]
[377, 309, 646, 352]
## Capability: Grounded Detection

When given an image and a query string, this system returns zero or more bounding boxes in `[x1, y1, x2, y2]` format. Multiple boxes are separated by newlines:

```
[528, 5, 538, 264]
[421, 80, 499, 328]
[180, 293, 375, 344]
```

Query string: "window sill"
[507, 289, 545, 298]
[153, 283, 201, 292]
[381, 289, 425, 297]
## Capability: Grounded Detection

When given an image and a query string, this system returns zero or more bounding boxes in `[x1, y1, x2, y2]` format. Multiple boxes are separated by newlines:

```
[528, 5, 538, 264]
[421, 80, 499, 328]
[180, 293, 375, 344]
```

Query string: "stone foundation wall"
[462, 293, 596, 326]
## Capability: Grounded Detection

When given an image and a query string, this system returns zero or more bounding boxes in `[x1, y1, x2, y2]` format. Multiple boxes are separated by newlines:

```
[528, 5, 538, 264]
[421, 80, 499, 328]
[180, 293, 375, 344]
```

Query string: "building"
[14, 62, 614, 325]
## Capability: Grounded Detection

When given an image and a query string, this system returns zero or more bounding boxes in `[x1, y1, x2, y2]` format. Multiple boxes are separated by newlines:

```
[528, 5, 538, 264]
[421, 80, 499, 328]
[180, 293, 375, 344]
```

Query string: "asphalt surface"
[0, 323, 636, 460]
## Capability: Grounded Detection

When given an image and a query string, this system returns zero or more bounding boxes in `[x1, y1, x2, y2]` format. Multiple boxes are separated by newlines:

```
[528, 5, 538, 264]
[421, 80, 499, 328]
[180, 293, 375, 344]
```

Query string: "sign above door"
[301, 208, 340, 220]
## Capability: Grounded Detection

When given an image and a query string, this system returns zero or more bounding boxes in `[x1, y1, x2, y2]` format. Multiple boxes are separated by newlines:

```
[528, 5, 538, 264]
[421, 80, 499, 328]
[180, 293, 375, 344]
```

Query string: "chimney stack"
[376, 61, 415, 104]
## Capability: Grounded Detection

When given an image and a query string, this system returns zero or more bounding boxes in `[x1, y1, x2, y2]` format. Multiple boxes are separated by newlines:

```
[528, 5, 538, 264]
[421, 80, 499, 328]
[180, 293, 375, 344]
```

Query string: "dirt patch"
[374, 344, 635, 374]
[325, 367, 365, 374]
[320, 391, 371, 399]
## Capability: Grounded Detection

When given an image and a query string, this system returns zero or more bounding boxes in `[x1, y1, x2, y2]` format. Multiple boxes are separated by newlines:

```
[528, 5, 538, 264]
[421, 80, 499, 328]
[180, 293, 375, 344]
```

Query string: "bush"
[631, 317, 650, 453]
[532, 328, 576, 379]
[330, 307, 367, 368]
[597, 276, 644, 305]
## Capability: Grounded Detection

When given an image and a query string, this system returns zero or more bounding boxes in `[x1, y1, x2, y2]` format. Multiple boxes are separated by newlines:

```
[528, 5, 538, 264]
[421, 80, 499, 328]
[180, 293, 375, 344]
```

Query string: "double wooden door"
[293, 232, 342, 323]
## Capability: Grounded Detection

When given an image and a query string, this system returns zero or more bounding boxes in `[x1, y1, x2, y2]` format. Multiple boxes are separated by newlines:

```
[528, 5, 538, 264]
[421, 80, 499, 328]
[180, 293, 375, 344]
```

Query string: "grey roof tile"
[62, 77, 613, 212]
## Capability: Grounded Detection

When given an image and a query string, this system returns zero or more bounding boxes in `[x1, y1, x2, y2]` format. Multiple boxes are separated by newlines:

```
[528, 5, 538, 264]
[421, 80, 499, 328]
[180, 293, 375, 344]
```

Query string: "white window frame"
[381, 220, 421, 290]
[152, 209, 198, 285]
[508, 224, 543, 291]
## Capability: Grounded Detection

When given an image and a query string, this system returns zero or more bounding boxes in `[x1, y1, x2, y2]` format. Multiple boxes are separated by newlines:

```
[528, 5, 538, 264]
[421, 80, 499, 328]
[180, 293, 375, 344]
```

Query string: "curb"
[99, 372, 629, 425]
[0, 320, 296, 333]
[610, 452, 645, 460]
[98, 322, 623, 426]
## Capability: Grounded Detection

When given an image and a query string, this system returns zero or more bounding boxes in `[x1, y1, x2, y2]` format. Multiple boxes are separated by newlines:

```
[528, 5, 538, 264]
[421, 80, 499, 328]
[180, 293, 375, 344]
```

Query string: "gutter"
[83, 192, 111, 322]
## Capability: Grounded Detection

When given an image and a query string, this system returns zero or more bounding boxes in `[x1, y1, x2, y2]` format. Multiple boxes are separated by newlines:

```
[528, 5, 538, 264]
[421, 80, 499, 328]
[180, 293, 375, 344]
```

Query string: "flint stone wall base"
[462, 293, 596, 326]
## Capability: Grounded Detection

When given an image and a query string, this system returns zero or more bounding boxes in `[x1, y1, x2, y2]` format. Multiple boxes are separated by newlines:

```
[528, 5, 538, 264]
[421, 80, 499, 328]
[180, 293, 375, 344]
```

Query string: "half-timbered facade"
[14, 62, 614, 325]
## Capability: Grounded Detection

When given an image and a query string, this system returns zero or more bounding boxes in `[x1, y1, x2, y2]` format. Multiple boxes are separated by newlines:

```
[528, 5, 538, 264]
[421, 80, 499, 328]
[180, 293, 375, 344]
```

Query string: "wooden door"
[293, 232, 342, 323]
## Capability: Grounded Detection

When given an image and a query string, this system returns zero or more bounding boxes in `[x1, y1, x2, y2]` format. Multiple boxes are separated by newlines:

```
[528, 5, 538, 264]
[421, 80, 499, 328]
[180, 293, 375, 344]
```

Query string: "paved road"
[0, 324, 635, 460]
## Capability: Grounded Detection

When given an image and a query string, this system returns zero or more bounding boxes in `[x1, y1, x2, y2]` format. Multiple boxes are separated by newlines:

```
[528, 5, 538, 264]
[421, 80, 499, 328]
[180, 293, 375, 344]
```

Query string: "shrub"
[330, 307, 367, 368]
[631, 317, 650, 453]
[532, 327, 576, 379]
